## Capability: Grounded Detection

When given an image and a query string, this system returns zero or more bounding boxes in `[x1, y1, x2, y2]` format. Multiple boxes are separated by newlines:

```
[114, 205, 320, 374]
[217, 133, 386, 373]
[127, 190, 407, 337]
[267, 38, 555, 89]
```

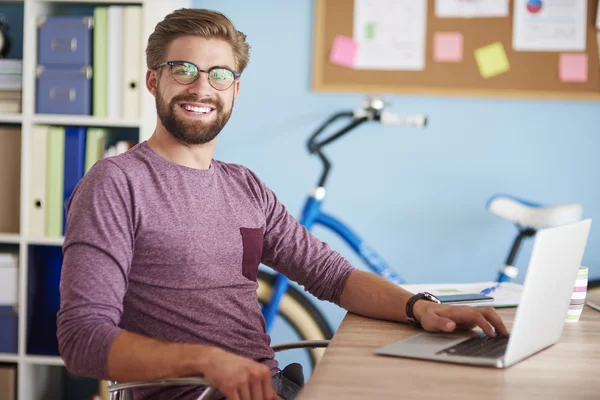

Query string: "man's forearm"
[107, 330, 219, 382]
[339, 270, 414, 323]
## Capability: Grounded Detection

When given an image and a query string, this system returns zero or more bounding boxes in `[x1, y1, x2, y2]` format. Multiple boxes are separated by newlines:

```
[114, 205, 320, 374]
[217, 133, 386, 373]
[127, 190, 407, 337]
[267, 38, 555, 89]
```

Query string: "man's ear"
[146, 69, 158, 96]
[233, 79, 240, 100]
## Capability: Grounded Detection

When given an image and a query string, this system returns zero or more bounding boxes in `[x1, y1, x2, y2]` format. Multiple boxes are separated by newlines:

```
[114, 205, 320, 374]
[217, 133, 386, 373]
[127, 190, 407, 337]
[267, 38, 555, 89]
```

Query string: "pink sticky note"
[329, 35, 358, 68]
[434, 32, 463, 63]
[559, 53, 588, 83]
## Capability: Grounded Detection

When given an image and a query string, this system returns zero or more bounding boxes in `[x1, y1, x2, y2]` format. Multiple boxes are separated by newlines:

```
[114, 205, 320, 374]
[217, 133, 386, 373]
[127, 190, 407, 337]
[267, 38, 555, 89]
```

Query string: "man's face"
[148, 36, 240, 145]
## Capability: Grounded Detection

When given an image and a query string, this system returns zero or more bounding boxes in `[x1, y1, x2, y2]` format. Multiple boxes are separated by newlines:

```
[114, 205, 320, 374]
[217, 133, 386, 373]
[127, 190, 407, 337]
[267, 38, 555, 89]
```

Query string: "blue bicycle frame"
[260, 103, 415, 332]
[261, 191, 405, 331]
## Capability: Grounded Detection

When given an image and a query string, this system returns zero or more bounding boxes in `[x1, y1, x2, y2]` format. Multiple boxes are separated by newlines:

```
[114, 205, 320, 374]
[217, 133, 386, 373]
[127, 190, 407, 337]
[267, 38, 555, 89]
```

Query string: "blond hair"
[146, 8, 250, 73]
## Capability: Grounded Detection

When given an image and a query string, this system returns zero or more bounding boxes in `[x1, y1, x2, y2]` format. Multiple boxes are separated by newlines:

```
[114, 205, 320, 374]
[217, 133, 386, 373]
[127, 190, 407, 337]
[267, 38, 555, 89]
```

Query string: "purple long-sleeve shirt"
[57, 142, 355, 393]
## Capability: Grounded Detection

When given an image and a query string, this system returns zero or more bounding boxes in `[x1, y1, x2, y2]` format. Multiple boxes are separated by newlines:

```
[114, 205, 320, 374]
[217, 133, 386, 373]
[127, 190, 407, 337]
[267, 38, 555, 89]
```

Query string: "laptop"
[375, 218, 592, 368]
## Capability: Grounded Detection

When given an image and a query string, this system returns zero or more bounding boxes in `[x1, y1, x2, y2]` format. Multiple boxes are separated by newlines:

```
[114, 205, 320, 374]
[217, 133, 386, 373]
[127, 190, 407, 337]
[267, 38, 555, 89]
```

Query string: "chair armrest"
[107, 377, 217, 400]
[107, 340, 330, 399]
[271, 339, 330, 352]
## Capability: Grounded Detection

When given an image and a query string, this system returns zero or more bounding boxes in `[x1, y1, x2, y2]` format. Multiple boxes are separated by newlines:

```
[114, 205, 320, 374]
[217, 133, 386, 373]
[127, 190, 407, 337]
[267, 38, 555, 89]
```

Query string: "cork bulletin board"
[312, 0, 600, 100]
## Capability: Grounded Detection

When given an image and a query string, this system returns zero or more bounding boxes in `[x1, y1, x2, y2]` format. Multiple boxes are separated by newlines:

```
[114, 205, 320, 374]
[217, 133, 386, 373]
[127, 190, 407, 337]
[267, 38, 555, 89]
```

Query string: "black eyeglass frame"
[154, 60, 241, 91]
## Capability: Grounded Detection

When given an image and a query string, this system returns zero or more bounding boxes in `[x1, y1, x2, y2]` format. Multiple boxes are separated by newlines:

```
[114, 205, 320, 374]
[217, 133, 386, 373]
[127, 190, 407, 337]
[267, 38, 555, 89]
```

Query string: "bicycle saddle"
[486, 194, 583, 230]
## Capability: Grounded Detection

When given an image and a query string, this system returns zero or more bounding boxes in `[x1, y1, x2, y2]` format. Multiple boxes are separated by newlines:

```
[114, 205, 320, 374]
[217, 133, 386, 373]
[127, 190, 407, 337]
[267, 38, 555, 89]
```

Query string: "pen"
[479, 284, 500, 296]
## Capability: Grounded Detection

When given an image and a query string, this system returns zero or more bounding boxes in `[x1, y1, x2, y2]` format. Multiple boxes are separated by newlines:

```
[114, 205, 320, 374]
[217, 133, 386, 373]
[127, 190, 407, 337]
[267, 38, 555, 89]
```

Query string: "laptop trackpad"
[375, 333, 472, 357]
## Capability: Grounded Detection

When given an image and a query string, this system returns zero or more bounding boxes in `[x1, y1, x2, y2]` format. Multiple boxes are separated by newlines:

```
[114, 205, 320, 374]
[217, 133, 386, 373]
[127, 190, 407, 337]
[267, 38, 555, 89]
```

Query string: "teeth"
[182, 105, 211, 114]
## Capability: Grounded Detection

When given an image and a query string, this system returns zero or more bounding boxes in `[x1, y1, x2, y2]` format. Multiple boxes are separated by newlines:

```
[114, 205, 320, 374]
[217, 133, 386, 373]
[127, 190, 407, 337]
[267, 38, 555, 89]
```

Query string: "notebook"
[375, 219, 592, 368]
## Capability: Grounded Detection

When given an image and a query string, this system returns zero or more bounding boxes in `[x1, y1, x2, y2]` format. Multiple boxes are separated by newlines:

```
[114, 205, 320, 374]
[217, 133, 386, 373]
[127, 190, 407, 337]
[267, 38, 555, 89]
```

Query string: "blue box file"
[36, 65, 92, 115]
[37, 16, 93, 66]
[0, 306, 18, 354]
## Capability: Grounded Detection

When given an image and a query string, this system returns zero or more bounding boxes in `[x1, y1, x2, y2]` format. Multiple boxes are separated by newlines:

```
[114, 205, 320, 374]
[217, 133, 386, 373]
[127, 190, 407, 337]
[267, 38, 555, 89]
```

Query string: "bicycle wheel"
[257, 270, 333, 367]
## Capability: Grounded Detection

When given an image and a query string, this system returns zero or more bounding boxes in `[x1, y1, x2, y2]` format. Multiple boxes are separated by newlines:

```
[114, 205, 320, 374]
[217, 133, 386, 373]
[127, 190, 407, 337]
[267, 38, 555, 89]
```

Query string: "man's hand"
[413, 300, 510, 337]
[203, 348, 279, 400]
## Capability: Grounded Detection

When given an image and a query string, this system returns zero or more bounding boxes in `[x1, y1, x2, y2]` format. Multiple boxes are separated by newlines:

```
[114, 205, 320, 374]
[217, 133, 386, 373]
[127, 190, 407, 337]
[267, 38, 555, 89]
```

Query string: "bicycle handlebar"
[307, 97, 428, 188]
[375, 111, 427, 127]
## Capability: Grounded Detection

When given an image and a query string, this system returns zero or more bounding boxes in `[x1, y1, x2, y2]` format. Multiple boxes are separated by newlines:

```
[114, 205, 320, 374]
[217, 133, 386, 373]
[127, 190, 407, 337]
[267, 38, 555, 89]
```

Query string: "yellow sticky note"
[474, 42, 510, 79]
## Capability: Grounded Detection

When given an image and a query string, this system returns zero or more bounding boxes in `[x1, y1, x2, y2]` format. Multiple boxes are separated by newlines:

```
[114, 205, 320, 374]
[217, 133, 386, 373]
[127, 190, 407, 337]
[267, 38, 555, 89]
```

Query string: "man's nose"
[185, 71, 214, 97]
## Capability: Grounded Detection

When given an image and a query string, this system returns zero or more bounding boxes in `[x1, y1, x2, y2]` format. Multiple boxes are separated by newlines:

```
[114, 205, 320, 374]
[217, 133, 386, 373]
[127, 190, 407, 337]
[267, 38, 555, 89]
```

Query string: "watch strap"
[406, 292, 441, 328]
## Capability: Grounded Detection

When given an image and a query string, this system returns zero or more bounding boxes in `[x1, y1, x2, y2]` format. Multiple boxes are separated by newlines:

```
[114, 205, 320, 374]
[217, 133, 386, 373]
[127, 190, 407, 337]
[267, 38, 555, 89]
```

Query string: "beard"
[155, 86, 234, 145]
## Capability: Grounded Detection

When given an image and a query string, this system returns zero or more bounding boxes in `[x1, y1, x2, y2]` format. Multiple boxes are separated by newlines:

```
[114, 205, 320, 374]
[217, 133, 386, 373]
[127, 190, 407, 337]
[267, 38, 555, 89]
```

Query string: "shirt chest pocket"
[240, 227, 264, 281]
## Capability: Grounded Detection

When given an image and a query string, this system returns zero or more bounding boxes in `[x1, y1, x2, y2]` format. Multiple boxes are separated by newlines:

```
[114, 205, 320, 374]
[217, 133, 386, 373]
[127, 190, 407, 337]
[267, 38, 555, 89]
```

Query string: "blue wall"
[193, 0, 599, 372]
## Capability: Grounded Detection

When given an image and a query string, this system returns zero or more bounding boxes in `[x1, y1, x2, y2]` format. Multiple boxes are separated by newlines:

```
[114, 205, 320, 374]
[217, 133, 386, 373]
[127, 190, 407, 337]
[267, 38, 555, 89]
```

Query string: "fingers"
[423, 305, 509, 337]
[262, 373, 278, 400]
[219, 365, 274, 400]
[479, 307, 510, 336]
[420, 313, 456, 332]
[238, 383, 251, 400]
[248, 365, 274, 400]
[471, 312, 496, 337]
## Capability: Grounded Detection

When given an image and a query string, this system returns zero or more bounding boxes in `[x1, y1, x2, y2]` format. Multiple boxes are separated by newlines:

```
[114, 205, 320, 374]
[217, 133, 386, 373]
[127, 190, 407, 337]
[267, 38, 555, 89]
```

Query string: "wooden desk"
[299, 293, 600, 400]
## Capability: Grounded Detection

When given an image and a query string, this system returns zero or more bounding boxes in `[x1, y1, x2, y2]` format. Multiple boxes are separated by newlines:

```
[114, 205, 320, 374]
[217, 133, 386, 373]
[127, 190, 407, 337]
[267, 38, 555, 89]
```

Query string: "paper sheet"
[399, 281, 524, 308]
[512, 0, 587, 52]
[435, 0, 508, 18]
[353, 0, 427, 70]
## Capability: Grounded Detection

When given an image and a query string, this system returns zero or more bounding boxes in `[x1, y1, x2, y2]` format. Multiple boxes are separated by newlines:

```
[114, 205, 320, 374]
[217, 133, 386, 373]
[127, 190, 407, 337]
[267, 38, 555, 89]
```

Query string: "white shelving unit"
[0, 113, 23, 123]
[0, 0, 192, 398]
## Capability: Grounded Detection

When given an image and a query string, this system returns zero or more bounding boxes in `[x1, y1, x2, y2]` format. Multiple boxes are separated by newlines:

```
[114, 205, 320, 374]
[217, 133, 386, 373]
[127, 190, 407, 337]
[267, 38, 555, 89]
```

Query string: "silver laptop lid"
[504, 219, 591, 367]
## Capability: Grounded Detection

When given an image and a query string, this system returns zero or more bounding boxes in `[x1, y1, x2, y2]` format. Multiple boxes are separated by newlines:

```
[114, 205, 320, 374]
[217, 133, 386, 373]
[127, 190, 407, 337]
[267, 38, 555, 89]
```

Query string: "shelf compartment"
[22, 363, 101, 399]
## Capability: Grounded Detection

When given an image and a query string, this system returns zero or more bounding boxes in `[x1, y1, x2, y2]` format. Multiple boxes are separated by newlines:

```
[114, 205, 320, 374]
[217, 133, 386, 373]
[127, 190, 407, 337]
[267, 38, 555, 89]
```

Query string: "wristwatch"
[0, 15, 10, 58]
[406, 292, 441, 328]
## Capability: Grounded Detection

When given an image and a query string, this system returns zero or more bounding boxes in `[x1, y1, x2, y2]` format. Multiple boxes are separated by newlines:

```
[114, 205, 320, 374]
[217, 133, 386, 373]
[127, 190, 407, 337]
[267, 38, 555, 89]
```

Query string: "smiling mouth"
[179, 104, 215, 115]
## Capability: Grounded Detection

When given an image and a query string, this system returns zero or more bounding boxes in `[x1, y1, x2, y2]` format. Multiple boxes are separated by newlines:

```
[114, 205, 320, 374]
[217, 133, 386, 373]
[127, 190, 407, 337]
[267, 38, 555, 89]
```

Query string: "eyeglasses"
[154, 60, 241, 91]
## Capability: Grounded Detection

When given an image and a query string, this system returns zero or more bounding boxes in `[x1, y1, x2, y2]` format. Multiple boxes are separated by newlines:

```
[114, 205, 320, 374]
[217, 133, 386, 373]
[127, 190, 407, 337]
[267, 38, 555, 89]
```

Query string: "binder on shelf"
[63, 126, 87, 234]
[93, 7, 109, 118]
[0, 365, 16, 398]
[0, 253, 18, 306]
[85, 127, 107, 173]
[27, 245, 63, 356]
[122, 6, 143, 120]
[45, 126, 65, 238]
[0, 306, 17, 354]
[0, 126, 21, 234]
[29, 126, 49, 237]
[107, 6, 124, 119]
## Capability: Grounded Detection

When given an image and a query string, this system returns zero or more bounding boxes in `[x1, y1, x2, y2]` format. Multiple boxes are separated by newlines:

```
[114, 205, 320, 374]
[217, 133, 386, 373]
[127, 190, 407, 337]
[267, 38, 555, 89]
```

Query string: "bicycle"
[255, 96, 424, 368]
[256, 96, 586, 370]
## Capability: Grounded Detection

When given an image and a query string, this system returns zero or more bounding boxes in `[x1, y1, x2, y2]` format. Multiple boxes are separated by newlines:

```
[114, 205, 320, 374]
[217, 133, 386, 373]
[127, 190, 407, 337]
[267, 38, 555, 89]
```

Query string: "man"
[57, 8, 508, 400]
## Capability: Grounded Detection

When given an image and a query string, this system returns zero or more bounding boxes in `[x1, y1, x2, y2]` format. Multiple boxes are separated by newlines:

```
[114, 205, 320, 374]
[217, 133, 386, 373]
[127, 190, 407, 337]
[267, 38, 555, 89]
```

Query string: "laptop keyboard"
[436, 333, 509, 358]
